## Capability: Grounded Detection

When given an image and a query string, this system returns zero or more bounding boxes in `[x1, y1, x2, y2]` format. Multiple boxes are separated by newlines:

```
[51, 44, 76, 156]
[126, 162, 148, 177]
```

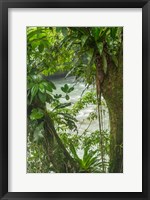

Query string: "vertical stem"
[97, 94, 105, 172]
[95, 54, 105, 172]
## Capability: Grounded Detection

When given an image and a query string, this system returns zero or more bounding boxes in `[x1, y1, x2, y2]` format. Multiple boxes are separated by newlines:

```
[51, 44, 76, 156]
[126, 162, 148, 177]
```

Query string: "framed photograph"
[0, 0, 149, 199]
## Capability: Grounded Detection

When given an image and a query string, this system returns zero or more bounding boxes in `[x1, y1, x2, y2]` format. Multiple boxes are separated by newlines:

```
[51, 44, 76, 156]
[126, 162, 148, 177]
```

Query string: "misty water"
[49, 76, 110, 157]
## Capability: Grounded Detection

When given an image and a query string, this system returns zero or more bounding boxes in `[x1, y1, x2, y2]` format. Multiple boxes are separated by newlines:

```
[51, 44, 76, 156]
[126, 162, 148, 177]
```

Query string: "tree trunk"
[101, 50, 123, 173]
[45, 113, 78, 172]
[104, 91, 123, 173]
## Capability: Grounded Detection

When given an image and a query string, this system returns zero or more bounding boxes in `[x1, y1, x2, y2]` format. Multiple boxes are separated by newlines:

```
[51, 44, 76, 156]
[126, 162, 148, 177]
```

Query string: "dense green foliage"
[27, 27, 123, 173]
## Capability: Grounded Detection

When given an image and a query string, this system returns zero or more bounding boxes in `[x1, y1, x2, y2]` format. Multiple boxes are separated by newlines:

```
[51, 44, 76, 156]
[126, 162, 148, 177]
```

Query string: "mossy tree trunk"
[100, 49, 123, 173]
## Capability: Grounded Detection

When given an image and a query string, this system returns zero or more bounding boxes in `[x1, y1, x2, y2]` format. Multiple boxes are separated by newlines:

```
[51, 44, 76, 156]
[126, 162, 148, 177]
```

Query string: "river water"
[52, 76, 110, 137]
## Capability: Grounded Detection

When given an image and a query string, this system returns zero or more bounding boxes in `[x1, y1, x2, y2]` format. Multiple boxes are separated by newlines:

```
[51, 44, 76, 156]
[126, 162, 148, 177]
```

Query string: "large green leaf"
[56, 27, 62, 33]
[91, 28, 100, 40]
[86, 156, 98, 168]
[43, 82, 53, 92]
[81, 35, 88, 47]
[61, 84, 69, 93]
[28, 82, 34, 90]
[27, 29, 44, 40]
[68, 87, 74, 93]
[30, 108, 44, 120]
[83, 147, 89, 163]
[96, 42, 103, 56]
[70, 143, 82, 163]
[39, 83, 45, 93]
[111, 27, 117, 38]
[87, 48, 94, 64]
[38, 43, 44, 53]
[49, 81, 56, 90]
[54, 102, 71, 110]
[58, 113, 78, 122]
[30, 84, 38, 103]
[61, 27, 68, 37]
[38, 91, 46, 103]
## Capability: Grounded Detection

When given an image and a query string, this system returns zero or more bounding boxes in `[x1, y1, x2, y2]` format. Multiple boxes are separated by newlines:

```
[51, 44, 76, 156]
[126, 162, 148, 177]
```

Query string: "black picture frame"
[0, 0, 150, 199]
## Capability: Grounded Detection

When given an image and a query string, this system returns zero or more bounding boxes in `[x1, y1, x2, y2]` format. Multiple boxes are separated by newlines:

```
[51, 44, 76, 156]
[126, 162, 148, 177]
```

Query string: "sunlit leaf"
[43, 82, 53, 92]
[30, 108, 44, 120]
[70, 143, 81, 163]
[96, 42, 103, 56]
[81, 35, 88, 47]
[39, 83, 45, 93]
[27, 29, 44, 40]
